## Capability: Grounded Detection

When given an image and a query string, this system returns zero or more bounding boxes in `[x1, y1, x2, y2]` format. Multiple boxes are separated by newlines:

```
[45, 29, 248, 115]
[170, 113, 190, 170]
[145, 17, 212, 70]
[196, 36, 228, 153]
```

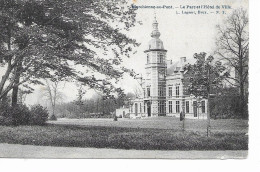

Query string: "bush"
[29, 105, 49, 125]
[12, 104, 31, 126]
[0, 103, 13, 125]
[0, 103, 49, 126]
[0, 104, 31, 126]
[0, 114, 13, 126]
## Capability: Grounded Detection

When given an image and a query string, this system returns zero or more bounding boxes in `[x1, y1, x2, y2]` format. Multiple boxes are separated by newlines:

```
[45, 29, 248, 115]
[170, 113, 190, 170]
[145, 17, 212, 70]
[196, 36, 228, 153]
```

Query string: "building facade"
[129, 17, 208, 119]
[115, 106, 130, 118]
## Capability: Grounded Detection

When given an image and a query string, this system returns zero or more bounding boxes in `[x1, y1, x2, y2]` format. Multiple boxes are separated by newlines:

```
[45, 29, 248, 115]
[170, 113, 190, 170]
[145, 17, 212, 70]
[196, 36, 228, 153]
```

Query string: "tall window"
[169, 87, 172, 97]
[201, 101, 205, 113]
[140, 103, 142, 113]
[186, 101, 189, 113]
[169, 101, 172, 113]
[135, 103, 138, 116]
[158, 101, 165, 114]
[144, 104, 146, 113]
[159, 87, 164, 97]
[147, 88, 150, 97]
[147, 54, 150, 64]
[176, 101, 180, 113]
[158, 54, 163, 63]
[176, 86, 179, 98]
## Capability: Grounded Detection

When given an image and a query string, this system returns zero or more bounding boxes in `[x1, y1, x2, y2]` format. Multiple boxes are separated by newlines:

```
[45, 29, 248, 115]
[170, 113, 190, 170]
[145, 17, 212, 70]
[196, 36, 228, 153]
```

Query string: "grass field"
[0, 117, 248, 150]
[49, 117, 248, 133]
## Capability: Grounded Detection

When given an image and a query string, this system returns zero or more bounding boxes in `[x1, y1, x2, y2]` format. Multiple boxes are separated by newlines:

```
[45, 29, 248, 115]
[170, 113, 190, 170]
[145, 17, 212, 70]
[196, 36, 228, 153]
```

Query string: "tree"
[0, 0, 138, 106]
[210, 86, 240, 119]
[17, 88, 31, 105]
[215, 8, 249, 118]
[73, 83, 88, 117]
[185, 52, 228, 136]
[133, 86, 143, 98]
[41, 79, 64, 120]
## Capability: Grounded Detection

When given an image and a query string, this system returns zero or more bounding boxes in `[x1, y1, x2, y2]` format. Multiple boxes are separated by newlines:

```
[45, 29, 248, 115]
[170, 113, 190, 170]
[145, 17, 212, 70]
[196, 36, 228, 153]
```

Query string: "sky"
[116, 0, 248, 98]
[0, 0, 248, 105]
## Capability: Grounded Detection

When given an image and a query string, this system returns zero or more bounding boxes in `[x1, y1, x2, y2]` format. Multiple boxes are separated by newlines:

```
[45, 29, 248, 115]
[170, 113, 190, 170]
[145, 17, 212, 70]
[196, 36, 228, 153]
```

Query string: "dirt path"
[0, 143, 247, 159]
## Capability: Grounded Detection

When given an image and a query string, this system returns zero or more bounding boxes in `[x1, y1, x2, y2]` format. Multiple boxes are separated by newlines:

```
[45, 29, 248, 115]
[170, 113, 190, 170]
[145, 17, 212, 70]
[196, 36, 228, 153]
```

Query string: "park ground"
[49, 117, 248, 133]
[0, 117, 248, 155]
[0, 143, 247, 159]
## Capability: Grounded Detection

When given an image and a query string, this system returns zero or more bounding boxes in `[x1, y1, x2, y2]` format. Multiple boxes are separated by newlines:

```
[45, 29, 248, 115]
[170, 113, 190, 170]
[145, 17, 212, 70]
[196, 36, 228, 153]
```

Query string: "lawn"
[49, 117, 248, 133]
[0, 117, 248, 150]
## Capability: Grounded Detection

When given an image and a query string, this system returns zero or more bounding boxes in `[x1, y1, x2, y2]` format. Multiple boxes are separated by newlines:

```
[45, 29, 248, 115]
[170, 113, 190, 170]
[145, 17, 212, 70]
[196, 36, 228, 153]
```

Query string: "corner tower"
[144, 16, 167, 116]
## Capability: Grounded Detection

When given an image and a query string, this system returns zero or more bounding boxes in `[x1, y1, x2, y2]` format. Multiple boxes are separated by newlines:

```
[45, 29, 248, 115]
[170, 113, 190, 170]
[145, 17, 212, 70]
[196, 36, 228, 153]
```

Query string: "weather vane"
[154, 9, 157, 21]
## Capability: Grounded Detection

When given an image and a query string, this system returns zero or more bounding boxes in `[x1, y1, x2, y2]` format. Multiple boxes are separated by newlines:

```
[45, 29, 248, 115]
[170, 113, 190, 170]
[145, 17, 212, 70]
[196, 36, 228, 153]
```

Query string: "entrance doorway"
[147, 102, 151, 117]
[135, 103, 138, 116]
[193, 101, 197, 117]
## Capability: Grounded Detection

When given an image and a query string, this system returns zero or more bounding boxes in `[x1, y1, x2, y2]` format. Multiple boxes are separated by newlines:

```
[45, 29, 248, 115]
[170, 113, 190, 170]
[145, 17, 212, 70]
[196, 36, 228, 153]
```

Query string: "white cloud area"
[0, 0, 248, 105]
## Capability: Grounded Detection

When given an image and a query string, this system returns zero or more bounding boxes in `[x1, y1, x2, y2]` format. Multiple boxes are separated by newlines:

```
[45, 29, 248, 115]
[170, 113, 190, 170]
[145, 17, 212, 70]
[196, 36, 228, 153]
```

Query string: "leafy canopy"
[0, 0, 139, 99]
[184, 52, 228, 98]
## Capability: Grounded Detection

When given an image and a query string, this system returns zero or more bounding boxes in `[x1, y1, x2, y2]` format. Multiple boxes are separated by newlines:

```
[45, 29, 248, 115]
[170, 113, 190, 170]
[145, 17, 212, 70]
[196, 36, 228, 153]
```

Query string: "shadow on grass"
[0, 123, 248, 150]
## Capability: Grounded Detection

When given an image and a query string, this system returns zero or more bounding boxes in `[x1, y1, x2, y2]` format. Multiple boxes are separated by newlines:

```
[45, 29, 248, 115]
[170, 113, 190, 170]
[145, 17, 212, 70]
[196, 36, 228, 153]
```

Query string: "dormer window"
[159, 72, 164, 79]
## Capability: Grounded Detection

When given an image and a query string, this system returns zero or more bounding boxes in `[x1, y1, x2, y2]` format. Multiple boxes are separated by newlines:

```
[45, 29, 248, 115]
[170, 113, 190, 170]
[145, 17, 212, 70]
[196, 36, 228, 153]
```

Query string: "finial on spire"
[151, 10, 160, 38]
[154, 9, 157, 22]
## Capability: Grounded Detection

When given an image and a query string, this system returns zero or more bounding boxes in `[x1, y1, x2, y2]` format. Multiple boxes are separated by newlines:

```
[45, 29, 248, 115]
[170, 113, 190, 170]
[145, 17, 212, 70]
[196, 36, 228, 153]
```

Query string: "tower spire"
[151, 11, 160, 38]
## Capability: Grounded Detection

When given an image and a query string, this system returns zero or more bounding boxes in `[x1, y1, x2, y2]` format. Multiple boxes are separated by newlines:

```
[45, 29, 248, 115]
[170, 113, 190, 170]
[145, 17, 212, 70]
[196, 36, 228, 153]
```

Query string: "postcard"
[0, 0, 250, 162]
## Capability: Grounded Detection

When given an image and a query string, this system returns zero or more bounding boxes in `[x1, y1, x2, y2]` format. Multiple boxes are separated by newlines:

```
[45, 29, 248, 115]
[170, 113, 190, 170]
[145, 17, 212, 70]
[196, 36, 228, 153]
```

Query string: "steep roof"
[167, 57, 196, 75]
[167, 61, 179, 75]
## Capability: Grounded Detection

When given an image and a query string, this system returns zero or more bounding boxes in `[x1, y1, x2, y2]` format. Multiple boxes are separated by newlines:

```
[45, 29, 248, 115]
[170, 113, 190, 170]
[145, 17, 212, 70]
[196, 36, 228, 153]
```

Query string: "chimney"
[180, 57, 186, 63]
[167, 59, 173, 66]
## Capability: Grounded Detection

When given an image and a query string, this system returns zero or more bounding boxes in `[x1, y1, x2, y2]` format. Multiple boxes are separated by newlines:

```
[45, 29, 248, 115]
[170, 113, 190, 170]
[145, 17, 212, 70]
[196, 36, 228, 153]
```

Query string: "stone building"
[129, 17, 208, 119]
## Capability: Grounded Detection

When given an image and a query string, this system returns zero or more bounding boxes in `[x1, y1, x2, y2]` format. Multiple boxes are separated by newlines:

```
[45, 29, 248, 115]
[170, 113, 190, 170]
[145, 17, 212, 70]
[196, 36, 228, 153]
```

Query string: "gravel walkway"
[0, 143, 247, 159]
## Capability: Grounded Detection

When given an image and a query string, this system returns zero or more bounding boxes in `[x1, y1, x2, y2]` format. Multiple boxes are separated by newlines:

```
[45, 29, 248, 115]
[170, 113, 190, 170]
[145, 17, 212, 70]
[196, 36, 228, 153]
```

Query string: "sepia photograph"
[0, 0, 254, 165]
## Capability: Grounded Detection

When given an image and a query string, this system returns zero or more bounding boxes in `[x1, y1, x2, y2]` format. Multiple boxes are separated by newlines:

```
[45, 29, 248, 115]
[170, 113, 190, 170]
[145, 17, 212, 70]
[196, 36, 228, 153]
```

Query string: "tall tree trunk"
[240, 81, 245, 119]
[0, 26, 12, 101]
[0, 92, 8, 105]
[207, 66, 211, 137]
[11, 82, 19, 107]
[11, 60, 22, 107]
[239, 42, 246, 119]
